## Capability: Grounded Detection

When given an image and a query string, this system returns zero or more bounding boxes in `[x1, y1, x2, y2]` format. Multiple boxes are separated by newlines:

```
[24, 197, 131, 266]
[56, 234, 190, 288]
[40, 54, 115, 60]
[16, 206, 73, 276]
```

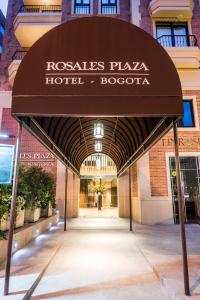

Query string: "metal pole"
[64, 166, 68, 232]
[129, 164, 133, 231]
[173, 120, 190, 296]
[4, 122, 23, 295]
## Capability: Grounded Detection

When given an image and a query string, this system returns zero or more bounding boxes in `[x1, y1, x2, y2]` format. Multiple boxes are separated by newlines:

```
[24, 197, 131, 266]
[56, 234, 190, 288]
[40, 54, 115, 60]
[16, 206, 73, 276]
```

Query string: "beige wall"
[118, 170, 130, 218]
[56, 160, 79, 218]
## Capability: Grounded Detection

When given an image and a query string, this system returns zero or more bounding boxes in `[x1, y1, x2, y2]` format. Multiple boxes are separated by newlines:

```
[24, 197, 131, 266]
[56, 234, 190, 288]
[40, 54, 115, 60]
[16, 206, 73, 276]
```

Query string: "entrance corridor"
[1, 218, 200, 299]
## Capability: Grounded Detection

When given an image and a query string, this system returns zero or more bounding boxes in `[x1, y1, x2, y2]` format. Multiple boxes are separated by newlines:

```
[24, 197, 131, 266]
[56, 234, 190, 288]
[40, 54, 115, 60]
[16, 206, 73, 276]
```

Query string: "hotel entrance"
[79, 153, 118, 217]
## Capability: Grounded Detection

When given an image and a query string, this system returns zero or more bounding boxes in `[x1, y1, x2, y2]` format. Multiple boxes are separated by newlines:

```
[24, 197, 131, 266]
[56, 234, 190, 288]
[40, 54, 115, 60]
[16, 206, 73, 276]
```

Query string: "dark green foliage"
[18, 165, 56, 209]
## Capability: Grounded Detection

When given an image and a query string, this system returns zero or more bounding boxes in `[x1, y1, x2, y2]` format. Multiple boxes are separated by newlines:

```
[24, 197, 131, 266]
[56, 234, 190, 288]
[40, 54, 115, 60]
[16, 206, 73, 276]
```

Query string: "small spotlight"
[0, 133, 15, 139]
[14, 241, 18, 249]
[36, 229, 40, 235]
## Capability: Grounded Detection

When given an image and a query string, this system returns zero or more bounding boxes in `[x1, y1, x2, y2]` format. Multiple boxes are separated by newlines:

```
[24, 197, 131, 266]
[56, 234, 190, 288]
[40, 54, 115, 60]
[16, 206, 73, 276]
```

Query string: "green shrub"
[0, 165, 56, 218]
[18, 165, 56, 210]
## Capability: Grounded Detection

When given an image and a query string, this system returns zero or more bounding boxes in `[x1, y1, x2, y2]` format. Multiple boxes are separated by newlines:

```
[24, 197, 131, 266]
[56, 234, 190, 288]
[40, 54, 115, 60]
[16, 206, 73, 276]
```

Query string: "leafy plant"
[19, 165, 56, 210]
[0, 165, 56, 223]
[0, 185, 11, 221]
[0, 185, 25, 221]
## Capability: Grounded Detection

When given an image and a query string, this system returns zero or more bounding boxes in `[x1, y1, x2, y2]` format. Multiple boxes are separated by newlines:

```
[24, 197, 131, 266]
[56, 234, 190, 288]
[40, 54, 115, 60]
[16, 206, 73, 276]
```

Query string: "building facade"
[0, 0, 200, 224]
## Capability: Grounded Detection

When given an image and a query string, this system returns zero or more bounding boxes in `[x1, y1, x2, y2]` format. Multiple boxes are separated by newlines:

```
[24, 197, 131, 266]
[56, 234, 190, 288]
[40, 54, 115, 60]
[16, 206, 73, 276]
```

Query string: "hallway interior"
[1, 218, 200, 299]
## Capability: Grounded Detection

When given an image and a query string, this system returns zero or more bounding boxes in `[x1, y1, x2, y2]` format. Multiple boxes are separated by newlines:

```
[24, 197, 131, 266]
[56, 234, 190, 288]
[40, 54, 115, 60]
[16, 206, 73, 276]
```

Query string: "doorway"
[169, 156, 200, 223]
[79, 154, 118, 218]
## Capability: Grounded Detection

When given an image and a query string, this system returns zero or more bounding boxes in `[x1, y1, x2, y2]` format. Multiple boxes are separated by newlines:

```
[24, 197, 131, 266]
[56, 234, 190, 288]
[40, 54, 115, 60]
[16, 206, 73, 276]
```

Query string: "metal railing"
[12, 50, 27, 60]
[74, 5, 90, 14]
[101, 5, 117, 14]
[19, 5, 62, 13]
[157, 35, 198, 47]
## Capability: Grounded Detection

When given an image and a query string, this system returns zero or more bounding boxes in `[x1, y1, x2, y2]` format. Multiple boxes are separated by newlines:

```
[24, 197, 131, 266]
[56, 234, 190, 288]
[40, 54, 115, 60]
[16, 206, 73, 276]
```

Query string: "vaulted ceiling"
[21, 116, 173, 175]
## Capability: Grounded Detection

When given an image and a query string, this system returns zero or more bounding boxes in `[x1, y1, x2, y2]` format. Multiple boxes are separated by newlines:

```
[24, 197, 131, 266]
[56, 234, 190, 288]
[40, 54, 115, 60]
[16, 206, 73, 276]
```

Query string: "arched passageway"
[80, 153, 118, 217]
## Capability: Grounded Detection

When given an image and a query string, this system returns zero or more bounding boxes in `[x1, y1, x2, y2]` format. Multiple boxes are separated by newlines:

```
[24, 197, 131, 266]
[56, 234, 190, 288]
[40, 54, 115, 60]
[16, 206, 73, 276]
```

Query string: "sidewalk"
[0, 218, 200, 299]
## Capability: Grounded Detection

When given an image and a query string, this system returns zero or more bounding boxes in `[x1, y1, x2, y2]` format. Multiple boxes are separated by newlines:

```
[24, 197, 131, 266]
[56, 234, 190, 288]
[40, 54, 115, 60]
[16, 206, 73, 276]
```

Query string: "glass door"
[169, 156, 200, 223]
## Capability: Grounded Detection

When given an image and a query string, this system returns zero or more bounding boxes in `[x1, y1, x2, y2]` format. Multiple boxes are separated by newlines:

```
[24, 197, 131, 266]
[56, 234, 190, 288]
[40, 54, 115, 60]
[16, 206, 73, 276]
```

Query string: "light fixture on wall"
[0, 133, 15, 139]
[94, 122, 104, 138]
[95, 140, 102, 152]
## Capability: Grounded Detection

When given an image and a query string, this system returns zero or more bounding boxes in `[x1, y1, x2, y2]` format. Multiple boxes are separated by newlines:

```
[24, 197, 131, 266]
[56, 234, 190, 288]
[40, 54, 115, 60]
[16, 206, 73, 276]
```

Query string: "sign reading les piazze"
[12, 17, 182, 116]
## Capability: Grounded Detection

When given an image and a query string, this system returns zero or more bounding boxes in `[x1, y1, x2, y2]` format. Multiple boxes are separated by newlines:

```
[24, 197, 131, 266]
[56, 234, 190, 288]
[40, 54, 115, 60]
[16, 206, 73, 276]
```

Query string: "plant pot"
[41, 203, 52, 218]
[15, 209, 25, 228]
[25, 208, 41, 223]
[0, 214, 9, 231]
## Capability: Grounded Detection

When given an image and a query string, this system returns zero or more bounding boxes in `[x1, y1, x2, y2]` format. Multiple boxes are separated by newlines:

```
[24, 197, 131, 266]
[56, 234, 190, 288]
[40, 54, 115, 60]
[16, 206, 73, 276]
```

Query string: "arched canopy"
[11, 17, 183, 176]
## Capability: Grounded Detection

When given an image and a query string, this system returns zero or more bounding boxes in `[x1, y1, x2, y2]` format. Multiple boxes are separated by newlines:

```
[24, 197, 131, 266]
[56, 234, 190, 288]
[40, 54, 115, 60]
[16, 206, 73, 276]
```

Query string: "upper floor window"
[178, 100, 195, 128]
[156, 22, 197, 47]
[0, 24, 5, 36]
[74, 0, 90, 14]
[101, 0, 118, 14]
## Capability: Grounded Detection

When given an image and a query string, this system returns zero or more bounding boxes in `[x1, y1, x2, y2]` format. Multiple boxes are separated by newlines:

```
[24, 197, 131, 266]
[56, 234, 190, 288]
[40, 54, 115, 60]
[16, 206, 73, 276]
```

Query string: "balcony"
[149, 0, 194, 20]
[8, 50, 27, 85]
[14, 5, 62, 48]
[101, 4, 118, 14]
[74, 5, 90, 15]
[157, 35, 200, 69]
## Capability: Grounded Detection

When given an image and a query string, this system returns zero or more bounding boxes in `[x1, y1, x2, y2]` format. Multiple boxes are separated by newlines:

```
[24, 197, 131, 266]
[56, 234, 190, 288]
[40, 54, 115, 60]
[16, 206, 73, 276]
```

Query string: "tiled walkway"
[0, 218, 200, 299]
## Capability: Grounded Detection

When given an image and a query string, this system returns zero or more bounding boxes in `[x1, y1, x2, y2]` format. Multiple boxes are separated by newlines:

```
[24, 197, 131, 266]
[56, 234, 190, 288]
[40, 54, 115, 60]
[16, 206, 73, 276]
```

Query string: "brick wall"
[0, 0, 23, 90]
[149, 91, 200, 197]
[139, 0, 153, 36]
[1, 108, 57, 175]
[62, 0, 130, 22]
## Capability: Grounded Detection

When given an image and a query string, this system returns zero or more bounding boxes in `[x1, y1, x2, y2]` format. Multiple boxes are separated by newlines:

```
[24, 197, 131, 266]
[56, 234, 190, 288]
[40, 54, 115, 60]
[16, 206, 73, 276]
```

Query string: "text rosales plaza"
[45, 61, 150, 86]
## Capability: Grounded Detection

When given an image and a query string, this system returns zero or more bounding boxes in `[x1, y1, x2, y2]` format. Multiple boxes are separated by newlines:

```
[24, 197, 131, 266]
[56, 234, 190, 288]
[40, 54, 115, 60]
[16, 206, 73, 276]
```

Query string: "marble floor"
[0, 218, 200, 299]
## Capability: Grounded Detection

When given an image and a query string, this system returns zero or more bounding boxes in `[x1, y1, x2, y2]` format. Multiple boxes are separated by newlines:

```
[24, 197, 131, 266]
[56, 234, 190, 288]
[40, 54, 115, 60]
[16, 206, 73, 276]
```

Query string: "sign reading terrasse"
[12, 17, 183, 116]
[45, 61, 150, 86]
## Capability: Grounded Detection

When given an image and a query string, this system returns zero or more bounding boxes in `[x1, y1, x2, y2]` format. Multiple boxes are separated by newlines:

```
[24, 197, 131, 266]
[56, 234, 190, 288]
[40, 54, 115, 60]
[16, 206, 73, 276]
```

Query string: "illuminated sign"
[0, 145, 14, 184]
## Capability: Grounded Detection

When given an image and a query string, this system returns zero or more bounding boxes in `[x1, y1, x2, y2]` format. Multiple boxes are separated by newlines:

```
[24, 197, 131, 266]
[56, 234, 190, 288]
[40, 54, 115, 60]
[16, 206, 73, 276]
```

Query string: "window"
[178, 100, 195, 127]
[156, 22, 191, 47]
[0, 24, 4, 36]
[0, 45, 2, 54]
[74, 0, 90, 14]
[101, 0, 117, 14]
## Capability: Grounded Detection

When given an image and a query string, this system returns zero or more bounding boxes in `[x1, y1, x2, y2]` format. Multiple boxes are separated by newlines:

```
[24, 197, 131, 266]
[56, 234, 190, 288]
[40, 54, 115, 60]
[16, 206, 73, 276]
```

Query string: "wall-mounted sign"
[20, 152, 56, 169]
[0, 145, 14, 184]
[162, 137, 200, 147]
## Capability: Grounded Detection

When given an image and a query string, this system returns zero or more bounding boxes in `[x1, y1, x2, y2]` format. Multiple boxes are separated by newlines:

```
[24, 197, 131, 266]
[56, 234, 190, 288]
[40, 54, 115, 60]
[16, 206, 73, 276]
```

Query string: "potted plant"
[0, 185, 26, 230]
[15, 195, 25, 228]
[91, 181, 107, 211]
[19, 165, 42, 223]
[40, 171, 56, 217]
[0, 185, 11, 231]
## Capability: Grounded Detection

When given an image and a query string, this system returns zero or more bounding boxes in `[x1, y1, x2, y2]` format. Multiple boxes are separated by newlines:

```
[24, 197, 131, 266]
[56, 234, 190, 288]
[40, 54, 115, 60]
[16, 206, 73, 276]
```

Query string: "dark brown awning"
[11, 17, 183, 175]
